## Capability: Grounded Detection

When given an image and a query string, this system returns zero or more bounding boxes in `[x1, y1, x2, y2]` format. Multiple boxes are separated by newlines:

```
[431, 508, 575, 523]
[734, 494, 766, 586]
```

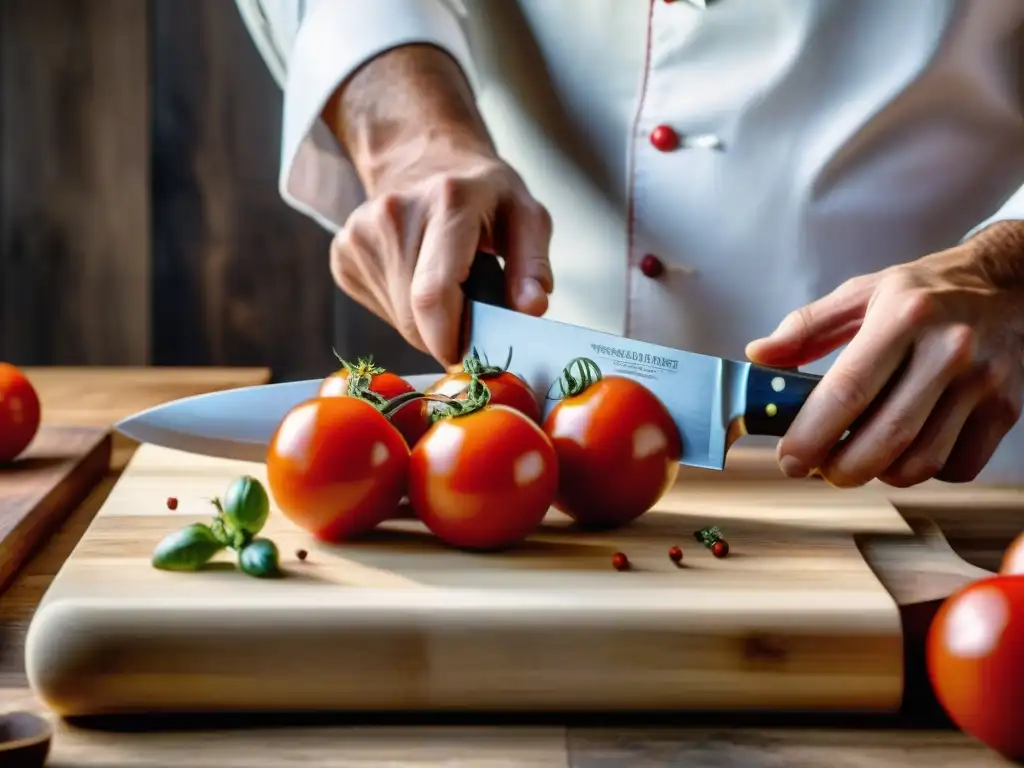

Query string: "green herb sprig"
[152, 475, 283, 578]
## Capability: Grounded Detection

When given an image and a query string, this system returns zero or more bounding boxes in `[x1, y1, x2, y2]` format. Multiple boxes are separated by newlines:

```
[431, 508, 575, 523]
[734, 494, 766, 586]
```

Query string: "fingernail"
[516, 278, 546, 310]
[771, 312, 801, 339]
[779, 455, 809, 479]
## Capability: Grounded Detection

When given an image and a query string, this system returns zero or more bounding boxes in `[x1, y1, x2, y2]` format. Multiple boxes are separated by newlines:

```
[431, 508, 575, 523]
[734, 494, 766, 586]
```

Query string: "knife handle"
[462, 251, 508, 308]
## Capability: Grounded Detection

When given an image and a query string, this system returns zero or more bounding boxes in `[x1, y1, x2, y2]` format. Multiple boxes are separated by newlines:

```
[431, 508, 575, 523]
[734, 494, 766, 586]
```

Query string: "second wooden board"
[25, 445, 916, 716]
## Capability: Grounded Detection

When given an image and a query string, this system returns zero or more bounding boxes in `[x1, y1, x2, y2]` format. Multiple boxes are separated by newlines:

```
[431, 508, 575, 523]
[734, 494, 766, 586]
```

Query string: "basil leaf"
[238, 538, 282, 579]
[222, 475, 271, 536]
[152, 523, 224, 571]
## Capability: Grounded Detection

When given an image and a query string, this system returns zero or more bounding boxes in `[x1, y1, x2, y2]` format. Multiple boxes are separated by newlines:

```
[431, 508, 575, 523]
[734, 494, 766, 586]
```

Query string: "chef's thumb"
[503, 196, 554, 316]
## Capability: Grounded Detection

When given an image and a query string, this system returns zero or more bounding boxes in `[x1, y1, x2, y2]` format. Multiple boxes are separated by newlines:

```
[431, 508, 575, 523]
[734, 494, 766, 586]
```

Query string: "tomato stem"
[694, 526, 724, 548]
[428, 375, 492, 423]
[548, 357, 603, 401]
[462, 347, 513, 379]
[332, 349, 386, 379]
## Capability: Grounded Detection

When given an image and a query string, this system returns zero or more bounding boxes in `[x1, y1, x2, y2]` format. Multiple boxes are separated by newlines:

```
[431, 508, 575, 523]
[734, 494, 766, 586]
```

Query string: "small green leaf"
[152, 523, 225, 571]
[221, 475, 271, 536]
[238, 538, 282, 579]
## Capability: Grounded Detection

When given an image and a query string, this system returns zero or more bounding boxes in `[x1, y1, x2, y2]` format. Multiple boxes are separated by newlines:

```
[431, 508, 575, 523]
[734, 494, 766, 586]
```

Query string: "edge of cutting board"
[0, 426, 111, 595]
[20, 446, 1006, 717]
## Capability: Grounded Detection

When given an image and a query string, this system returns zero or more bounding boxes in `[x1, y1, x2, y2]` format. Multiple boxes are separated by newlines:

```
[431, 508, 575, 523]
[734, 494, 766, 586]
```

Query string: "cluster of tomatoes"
[926, 534, 1024, 760]
[0, 363, 41, 464]
[265, 352, 683, 551]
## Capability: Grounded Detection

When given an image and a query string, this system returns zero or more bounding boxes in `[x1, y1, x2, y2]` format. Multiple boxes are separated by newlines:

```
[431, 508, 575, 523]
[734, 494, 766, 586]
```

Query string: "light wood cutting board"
[0, 426, 111, 595]
[22, 443, 1006, 717]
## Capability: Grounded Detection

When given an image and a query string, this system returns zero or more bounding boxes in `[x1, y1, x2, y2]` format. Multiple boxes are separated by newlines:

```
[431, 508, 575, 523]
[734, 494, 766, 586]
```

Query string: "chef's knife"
[117, 252, 843, 469]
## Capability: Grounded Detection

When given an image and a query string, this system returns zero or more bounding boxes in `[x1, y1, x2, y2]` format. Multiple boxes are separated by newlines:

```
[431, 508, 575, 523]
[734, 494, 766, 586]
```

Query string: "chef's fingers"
[330, 216, 395, 327]
[776, 290, 918, 478]
[817, 325, 974, 487]
[502, 193, 554, 316]
[745, 276, 875, 367]
[937, 390, 1022, 483]
[878, 369, 988, 488]
[411, 183, 494, 366]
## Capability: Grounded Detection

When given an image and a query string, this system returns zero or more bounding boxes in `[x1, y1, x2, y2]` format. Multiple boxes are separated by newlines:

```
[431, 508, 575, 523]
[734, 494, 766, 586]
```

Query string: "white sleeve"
[963, 184, 1024, 241]
[280, 0, 477, 233]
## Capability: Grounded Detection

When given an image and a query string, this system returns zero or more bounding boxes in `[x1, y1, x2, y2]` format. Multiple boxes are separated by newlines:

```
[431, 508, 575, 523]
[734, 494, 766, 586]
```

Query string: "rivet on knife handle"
[742, 365, 865, 443]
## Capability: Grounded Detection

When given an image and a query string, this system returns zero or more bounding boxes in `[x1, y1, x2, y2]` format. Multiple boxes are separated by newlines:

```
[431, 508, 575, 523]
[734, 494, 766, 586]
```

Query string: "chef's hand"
[322, 45, 553, 367]
[746, 221, 1024, 488]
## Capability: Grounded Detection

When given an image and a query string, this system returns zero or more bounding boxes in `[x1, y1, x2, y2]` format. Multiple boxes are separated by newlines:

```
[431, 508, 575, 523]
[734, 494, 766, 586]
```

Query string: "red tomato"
[425, 371, 541, 423]
[543, 375, 682, 529]
[318, 358, 430, 448]
[999, 532, 1024, 575]
[408, 405, 558, 551]
[927, 575, 1024, 760]
[0, 363, 42, 463]
[266, 396, 409, 542]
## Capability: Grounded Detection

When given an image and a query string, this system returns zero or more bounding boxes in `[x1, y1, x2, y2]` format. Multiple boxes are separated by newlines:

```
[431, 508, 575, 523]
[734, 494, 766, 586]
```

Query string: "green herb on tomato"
[542, 357, 682, 530]
[424, 347, 541, 423]
[409, 374, 558, 551]
[152, 475, 284, 578]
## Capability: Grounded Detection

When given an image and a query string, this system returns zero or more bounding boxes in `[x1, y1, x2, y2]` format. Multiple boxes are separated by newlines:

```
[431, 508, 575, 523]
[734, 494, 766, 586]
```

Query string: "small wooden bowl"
[0, 711, 52, 767]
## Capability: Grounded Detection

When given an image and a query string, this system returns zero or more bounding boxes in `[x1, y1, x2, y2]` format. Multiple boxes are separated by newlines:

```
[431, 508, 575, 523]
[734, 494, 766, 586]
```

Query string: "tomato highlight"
[0, 363, 41, 463]
[542, 357, 682, 529]
[267, 395, 411, 542]
[927, 575, 1024, 760]
[409, 376, 558, 551]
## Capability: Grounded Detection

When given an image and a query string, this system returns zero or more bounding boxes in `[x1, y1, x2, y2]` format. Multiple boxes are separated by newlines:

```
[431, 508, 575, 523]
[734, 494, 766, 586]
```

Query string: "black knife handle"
[462, 251, 508, 308]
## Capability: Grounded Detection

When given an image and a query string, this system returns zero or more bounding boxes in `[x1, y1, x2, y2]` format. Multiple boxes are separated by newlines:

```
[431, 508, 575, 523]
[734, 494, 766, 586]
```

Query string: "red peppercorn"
[611, 552, 630, 571]
[649, 124, 679, 152]
[166, 497, 178, 511]
[668, 545, 683, 565]
[711, 540, 729, 558]
[639, 254, 665, 279]
[296, 549, 308, 562]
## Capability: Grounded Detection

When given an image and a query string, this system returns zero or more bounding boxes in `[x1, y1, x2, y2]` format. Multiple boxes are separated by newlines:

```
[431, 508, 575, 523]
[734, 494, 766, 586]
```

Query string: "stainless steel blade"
[467, 302, 750, 470]
[115, 374, 442, 460]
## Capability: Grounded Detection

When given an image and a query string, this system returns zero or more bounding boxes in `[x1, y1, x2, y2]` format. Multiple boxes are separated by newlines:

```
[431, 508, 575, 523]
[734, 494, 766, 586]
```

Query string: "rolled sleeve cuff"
[279, 0, 476, 233]
[963, 184, 1024, 242]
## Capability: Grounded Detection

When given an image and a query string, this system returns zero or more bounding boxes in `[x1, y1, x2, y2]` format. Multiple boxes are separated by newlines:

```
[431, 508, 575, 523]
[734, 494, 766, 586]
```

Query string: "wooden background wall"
[0, 0, 439, 381]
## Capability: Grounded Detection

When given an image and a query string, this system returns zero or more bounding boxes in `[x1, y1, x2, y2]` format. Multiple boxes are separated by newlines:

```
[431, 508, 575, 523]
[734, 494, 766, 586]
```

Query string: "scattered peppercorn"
[166, 497, 179, 511]
[296, 549, 308, 562]
[611, 552, 630, 571]
[668, 545, 683, 565]
[711, 540, 730, 559]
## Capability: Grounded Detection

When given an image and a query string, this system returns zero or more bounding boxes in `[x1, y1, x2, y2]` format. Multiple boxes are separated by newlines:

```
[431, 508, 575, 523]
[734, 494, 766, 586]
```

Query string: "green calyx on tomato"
[152, 475, 285, 578]
[461, 347, 514, 380]
[548, 357, 603, 400]
[331, 350, 386, 380]
[424, 374, 492, 425]
[694, 526, 725, 548]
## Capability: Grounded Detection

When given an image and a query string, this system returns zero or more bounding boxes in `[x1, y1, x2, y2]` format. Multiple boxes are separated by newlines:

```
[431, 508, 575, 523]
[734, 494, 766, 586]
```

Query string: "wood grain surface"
[0, 0, 149, 366]
[0, 368, 1022, 766]
[22, 443, 969, 717]
[0, 427, 111, 596]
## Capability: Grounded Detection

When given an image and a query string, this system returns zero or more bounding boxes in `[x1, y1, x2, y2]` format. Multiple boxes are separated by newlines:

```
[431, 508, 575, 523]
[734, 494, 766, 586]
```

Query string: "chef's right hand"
[324, 48, 553, 368]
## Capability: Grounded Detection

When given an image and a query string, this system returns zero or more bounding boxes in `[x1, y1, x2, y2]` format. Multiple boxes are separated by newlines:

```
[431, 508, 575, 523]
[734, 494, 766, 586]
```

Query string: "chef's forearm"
[322, 44, 493, 195]
[968, 219, 1024, 294]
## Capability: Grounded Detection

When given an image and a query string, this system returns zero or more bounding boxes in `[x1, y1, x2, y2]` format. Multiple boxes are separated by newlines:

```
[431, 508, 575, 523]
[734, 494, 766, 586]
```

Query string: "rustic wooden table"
[0, 367, 1017, 766]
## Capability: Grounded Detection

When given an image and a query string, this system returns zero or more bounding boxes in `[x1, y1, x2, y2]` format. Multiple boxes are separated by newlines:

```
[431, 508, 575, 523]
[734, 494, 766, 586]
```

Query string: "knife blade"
[115, 374, 442, 461]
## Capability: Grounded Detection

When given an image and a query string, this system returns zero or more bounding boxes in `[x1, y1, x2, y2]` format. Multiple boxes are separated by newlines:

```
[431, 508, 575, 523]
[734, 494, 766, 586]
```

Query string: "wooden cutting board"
[22, 443, 1009, 717]
[0, 426, 111, 596]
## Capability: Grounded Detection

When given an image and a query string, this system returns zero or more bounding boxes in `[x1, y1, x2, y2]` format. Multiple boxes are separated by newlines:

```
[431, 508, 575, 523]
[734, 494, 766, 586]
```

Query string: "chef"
[235, 0, 1024, 488]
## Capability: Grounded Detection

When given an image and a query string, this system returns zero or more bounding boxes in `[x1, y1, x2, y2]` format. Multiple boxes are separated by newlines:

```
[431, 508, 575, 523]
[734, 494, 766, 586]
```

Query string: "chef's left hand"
[746, 221, 1024, 488]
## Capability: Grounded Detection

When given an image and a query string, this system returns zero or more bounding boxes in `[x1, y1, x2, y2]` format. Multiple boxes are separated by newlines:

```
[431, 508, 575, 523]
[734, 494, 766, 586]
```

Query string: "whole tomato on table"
[409, 377, 558, 551]
[424, 349, 541, 424]
[542, 357, 682, 529]
[927, 574, 1024, 760]
[266, 394, 411, 542]
[0, 363, 41, 463]
[318, 355, 429, 448]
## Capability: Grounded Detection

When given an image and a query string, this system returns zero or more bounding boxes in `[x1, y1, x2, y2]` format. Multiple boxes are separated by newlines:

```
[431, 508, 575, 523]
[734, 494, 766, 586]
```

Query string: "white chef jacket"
[236, 0, 1024, 484]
